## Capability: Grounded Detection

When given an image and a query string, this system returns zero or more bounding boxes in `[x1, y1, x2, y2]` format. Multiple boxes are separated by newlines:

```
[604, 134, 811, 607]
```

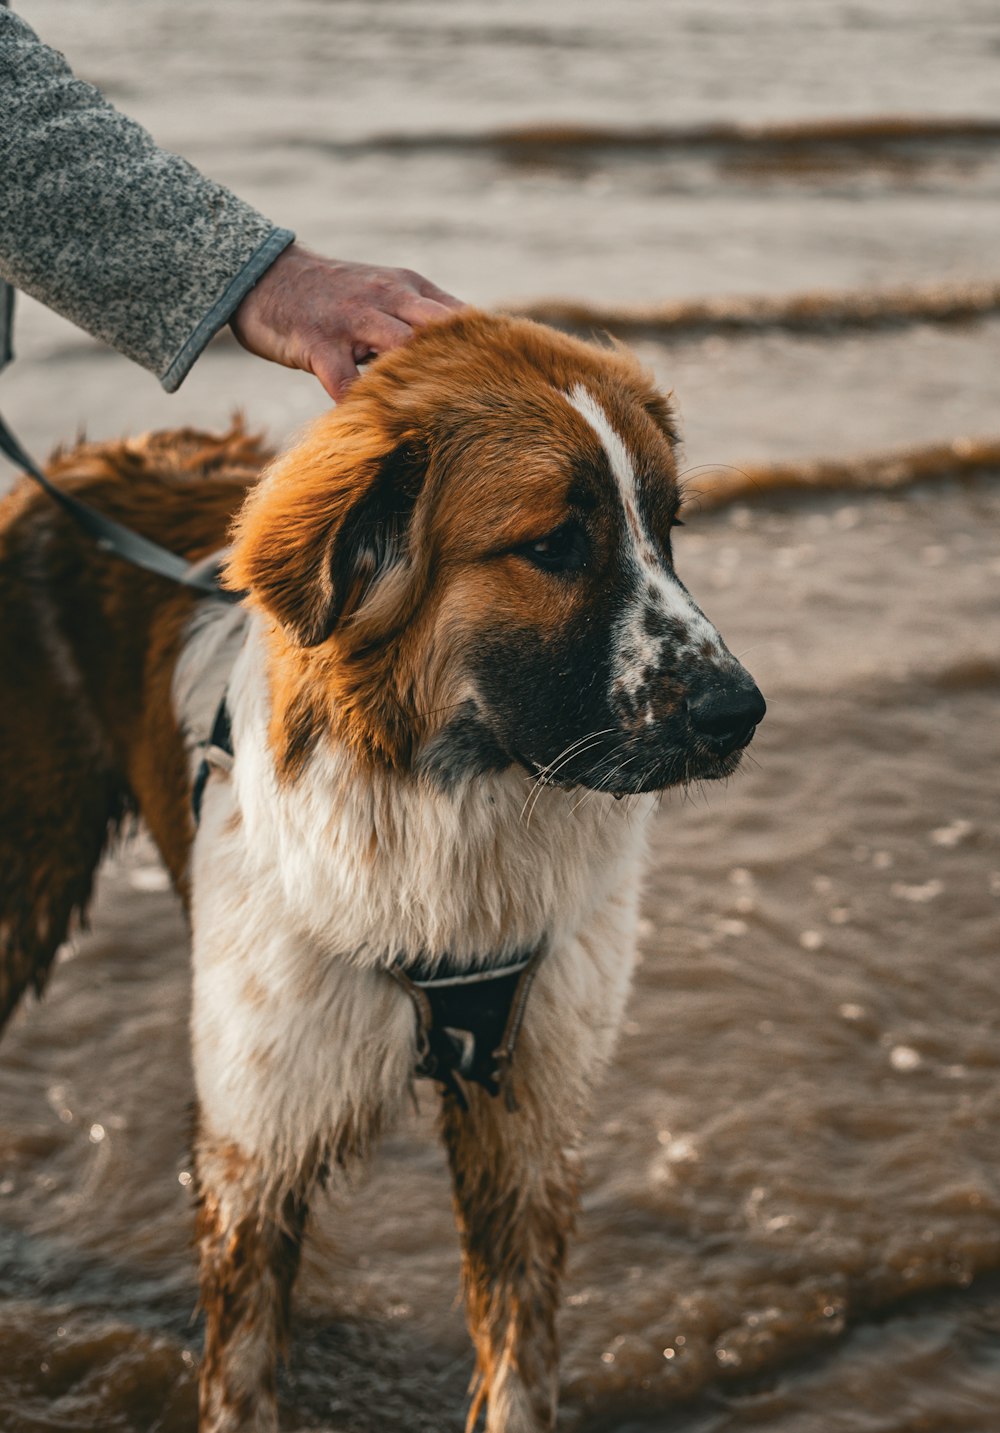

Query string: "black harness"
[2, 414, 544, 1111]
[188, 694, 545, 1108]
[191, 697, 235, 824]
[389, 944, 547, 1110]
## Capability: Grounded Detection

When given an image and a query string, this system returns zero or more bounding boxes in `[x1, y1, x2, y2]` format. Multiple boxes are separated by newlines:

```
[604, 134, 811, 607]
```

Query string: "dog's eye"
[518, 522, 589, 574]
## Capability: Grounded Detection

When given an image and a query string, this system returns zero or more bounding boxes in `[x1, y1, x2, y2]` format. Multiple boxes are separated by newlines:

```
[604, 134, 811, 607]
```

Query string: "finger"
[309, 343, 360, 401]
[392, 292, 461, 329]
[357, 312, 414, 355]
[414, 277, 468, 311]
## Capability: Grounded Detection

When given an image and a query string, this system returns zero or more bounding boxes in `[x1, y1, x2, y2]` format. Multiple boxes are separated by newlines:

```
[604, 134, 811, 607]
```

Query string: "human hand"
[230, 244, 466, 399]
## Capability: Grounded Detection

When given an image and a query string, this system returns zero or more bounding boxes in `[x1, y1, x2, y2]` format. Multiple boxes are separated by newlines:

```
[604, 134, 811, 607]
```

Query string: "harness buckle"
[442, 1026, 477, 1077]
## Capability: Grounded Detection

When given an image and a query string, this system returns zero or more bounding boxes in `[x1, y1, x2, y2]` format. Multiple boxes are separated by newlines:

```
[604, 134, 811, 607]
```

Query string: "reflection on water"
[2, 2, 999, 1430]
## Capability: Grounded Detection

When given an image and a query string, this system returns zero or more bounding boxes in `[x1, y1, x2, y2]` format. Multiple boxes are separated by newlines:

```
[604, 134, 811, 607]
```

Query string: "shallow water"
[3, 479, 999, 1433]
[2, 1, 1000, 1430]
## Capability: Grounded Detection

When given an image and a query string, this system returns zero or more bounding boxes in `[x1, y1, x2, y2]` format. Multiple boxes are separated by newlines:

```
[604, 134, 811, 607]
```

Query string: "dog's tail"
[0, 483, 133, 1030]
[0, 754, 131, 1031]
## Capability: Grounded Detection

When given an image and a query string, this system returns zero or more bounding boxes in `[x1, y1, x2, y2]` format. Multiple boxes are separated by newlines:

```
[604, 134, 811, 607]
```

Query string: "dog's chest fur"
[181, 604, 650, 966]
[178, 605, 651, 1168]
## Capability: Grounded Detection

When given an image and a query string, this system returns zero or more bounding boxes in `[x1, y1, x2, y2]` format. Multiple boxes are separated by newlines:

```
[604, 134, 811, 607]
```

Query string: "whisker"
[571, 744, 635, 816]
[533, 727, 618, 783]
[525, 742, 606, 826]
[409, 697, 468, 725]
[520, 728, 619, 826]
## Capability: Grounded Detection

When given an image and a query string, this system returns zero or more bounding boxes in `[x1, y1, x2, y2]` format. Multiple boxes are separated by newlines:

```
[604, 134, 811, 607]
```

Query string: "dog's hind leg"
[441, 1084, 582, 1433]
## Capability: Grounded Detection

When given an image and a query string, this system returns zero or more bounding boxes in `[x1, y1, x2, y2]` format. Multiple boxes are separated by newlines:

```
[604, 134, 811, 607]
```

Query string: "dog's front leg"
[193, 1138, 314, 1433]
[441, 1085, 581, 1433]
[187, 770, 420, 1430]
[189, 900, 416, 1427]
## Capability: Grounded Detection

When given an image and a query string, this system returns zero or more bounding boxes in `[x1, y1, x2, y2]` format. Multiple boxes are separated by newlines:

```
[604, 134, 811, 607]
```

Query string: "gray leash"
[0, 410, 238, 601]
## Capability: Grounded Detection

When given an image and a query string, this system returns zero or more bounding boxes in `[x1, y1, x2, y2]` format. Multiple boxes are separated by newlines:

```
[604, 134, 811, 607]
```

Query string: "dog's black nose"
[687, 680, 766, 755]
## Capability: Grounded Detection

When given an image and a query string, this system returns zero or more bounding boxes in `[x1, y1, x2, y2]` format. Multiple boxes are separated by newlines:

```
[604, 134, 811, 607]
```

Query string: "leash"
[0, 410, 237, 600]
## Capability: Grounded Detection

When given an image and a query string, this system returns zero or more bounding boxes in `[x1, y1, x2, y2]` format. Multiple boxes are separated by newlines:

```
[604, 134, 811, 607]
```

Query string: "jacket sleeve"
[0, 8, 295, 391]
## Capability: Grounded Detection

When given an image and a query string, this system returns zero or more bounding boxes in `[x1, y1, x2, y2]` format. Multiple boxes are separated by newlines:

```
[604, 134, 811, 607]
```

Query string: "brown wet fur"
[441, 1085, 580, 1433]
[228, 309, 679, 773]
[193, 1111, 385, 1433]
[194, 1139, 309, 1433]
[0, 422, 266, 1027]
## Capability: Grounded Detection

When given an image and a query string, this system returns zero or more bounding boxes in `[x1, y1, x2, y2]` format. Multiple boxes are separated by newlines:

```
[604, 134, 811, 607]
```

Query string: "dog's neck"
[195, 614, 652, 972]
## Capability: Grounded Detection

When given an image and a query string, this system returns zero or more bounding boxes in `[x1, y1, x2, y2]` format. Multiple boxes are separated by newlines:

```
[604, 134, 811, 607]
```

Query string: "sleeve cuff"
[160, 226, 296, 393]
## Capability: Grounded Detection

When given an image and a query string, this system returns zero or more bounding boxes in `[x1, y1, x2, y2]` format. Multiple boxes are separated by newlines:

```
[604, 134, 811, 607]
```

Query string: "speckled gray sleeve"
[0, 8, 294, 391]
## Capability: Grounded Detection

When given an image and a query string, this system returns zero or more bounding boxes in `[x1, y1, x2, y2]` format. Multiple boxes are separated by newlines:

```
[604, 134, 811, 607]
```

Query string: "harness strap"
[490, 945, 547, 1111]
[0, 411, 239, 600]
[191, 696, 235, 823]
[389, 940, 548, 1111]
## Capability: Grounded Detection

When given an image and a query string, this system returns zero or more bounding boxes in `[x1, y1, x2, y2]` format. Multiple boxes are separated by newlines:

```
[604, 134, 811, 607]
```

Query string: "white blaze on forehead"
[563, 383, 724, 711]
[565, 384, 643, 535]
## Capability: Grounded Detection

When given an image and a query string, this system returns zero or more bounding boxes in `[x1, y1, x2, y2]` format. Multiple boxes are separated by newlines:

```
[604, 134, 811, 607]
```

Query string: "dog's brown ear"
[227, 416, 427, 648]
[644, 391, 680, 448]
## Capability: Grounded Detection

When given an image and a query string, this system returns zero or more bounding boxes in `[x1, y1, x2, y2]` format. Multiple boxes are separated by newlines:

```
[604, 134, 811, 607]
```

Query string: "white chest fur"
[219, 619, 652, 970]
[178, 611, 651, 1163]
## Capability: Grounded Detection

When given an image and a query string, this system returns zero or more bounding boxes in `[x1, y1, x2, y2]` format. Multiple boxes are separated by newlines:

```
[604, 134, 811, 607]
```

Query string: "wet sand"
[2, 2, 999, 1430]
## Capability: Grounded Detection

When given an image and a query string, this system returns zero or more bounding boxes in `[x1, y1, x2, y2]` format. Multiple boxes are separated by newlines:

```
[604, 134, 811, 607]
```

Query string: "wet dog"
[0, 312, 764, 1432]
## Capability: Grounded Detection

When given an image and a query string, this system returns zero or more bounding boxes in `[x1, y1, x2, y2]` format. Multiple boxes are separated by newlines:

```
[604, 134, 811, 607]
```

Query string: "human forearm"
[0, 9, 293, 390]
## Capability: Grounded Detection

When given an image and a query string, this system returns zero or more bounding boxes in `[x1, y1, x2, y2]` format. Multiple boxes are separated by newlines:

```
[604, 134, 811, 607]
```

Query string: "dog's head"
[228, 311, 764, 793]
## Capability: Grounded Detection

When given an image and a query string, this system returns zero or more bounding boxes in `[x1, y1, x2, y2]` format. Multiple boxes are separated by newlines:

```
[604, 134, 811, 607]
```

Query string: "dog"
[0, 311, 764, 1433]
